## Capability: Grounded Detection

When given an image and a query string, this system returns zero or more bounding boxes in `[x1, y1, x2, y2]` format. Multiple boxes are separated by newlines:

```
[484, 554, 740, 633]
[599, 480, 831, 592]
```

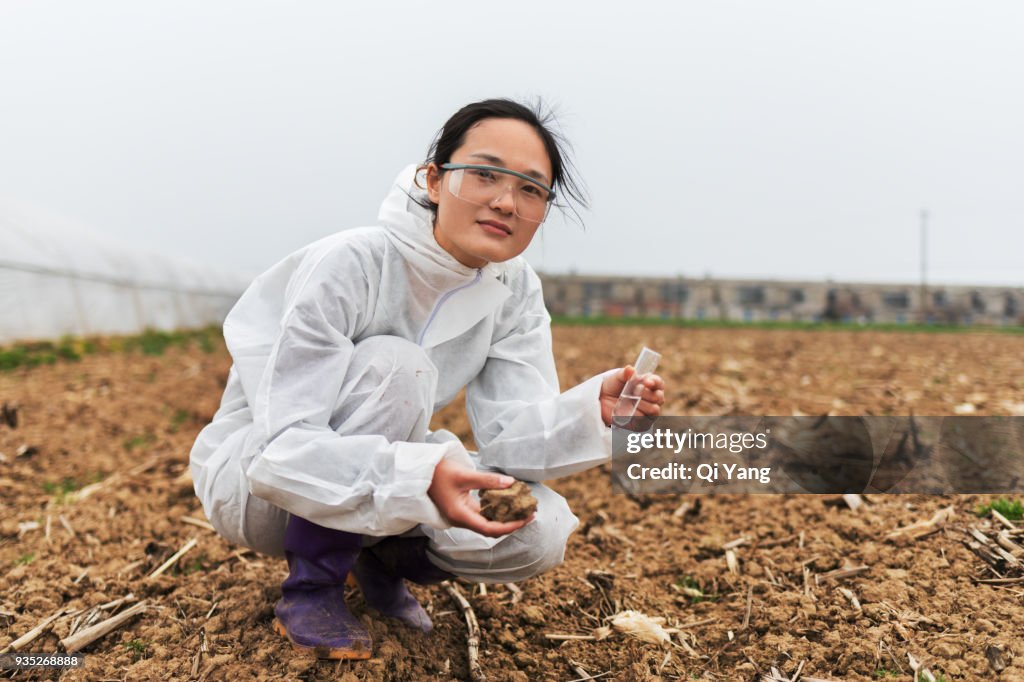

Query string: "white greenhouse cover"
[0, 197, 249, 343]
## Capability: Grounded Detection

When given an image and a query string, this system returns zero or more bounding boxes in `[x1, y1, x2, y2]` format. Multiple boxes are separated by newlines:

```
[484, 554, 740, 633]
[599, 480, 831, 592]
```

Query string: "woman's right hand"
[428, 457, 535, 538]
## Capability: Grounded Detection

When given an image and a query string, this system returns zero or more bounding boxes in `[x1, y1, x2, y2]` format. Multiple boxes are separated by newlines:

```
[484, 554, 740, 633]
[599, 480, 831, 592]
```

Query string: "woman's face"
[426, 117, 553, 269]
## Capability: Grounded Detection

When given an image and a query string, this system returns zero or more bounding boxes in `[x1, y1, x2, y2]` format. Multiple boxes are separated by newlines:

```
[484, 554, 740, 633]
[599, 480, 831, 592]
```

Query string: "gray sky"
[1, 1, 1021, 286]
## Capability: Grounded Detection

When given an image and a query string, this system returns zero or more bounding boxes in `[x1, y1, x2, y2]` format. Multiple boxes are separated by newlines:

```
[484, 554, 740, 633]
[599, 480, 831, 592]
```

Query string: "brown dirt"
[1, 326, 1023, 681]
[480, 482, 538, 523]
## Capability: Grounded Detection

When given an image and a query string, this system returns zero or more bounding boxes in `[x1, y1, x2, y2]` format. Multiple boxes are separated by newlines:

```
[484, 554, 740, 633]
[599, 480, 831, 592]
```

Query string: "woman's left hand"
[599, 366, 666, 426]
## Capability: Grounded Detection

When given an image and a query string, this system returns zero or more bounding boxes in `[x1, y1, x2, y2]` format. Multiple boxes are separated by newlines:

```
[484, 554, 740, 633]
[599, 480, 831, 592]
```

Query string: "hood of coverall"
[377, 165, 527, 348]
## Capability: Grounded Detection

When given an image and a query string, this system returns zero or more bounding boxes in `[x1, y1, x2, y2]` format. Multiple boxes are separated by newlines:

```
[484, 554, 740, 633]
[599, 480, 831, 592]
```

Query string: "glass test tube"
[612, 346, 661, 419]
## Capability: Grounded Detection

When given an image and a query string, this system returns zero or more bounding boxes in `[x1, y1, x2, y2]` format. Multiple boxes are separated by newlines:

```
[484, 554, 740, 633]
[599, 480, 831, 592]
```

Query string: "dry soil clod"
[479, 480, 537, 522]
[1, 402, 18, 428]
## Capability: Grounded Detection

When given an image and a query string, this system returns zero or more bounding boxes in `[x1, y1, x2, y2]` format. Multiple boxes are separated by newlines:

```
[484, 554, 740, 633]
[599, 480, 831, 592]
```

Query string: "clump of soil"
[480, 481, 538, 522]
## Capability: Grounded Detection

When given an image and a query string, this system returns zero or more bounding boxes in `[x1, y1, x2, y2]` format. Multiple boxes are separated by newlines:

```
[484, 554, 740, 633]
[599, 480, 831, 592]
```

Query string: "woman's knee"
[349, 336, 435, 387]
[330, 336, 438, 439]
[492, 485, 579, 581]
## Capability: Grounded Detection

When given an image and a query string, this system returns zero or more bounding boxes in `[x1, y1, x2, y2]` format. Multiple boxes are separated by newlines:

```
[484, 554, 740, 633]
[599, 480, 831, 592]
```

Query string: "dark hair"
[416, 98, 588, 225]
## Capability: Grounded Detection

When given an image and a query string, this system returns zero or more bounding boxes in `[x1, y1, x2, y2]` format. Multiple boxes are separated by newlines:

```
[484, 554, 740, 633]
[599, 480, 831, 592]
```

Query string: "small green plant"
[42, 477, 80, 504]
[874, 670, 899, 678]
[169, 409, 191, 432]
[28, 352, 57, 367]
[976, 497, 1024, 520]
[137, 329, 175, 356]
[123, 639, 150, 662]
[55, 336, 82, 361]
[123, 433, 156, 451]
[197, 330, 216, 353]
[15, 552, 36, 566]
[0, 348, 29, 371]
[675, 576, 717, 603]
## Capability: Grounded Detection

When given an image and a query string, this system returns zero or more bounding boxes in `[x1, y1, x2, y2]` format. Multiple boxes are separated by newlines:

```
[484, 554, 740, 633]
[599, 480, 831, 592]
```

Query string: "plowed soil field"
[2, 326, 1024, 681]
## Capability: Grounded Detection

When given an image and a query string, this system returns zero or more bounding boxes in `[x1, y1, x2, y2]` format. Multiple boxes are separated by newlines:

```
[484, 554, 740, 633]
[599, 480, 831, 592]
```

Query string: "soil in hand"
[480, 481, 538, 522]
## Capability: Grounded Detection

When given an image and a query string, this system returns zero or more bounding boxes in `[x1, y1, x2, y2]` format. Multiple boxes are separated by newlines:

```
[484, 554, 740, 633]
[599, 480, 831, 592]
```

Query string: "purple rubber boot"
[272, 516, 372, 659]
[352, 536, 453, 633]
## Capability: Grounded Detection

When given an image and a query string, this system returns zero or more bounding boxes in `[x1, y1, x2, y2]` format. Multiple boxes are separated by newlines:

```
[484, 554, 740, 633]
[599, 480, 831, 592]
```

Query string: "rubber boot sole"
[272, 618, 372, 660]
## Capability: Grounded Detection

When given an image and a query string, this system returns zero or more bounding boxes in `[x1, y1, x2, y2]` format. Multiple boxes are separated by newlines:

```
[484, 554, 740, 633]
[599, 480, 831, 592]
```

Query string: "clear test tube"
[613, 347, 662, 420]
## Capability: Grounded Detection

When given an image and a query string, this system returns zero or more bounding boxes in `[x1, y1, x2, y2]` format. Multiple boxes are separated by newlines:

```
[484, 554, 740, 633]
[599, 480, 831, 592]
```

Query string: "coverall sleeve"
[467, 276, 613, 481]
[239, 251, 472, 536]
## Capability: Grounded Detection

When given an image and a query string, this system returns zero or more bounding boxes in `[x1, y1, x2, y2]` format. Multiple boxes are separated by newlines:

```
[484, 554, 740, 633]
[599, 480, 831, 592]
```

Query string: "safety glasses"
[441, 163, 555, 223]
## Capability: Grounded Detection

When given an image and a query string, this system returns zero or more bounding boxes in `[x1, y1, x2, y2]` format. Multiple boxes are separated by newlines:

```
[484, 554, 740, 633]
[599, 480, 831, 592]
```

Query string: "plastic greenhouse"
[0, 197, 248, 343]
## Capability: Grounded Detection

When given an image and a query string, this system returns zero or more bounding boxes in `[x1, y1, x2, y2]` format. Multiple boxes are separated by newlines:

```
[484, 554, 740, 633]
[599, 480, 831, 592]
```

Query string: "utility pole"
[919, 209, 929, 323]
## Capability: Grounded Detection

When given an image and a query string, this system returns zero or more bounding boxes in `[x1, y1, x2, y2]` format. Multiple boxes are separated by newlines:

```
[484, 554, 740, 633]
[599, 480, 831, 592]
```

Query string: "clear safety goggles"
[441, 163, 555, 224]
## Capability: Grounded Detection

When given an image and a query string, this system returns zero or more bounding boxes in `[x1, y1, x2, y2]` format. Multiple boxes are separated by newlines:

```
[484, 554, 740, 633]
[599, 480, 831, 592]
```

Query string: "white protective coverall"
[190, 165, 613, 582]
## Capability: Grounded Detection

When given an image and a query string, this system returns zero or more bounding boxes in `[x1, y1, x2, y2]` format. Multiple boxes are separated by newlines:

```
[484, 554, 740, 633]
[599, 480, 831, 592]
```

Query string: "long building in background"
[538, 273, 1024, 326]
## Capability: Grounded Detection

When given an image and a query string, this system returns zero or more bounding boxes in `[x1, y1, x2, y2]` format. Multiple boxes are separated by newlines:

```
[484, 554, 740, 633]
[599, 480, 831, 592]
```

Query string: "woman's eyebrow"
[468, 153, 551, 184]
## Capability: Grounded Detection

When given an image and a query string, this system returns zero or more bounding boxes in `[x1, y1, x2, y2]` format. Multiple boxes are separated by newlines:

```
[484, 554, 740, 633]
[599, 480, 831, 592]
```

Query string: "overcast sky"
[1, 1, 1021, 286]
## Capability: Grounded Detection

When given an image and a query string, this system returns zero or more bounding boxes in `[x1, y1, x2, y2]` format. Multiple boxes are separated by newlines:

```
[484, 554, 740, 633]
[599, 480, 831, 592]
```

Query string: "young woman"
[190, 99, 666, 659]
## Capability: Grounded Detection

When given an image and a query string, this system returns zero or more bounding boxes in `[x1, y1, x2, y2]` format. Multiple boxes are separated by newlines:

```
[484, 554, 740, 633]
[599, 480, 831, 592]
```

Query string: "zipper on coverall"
[416, 269, 484, 347]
